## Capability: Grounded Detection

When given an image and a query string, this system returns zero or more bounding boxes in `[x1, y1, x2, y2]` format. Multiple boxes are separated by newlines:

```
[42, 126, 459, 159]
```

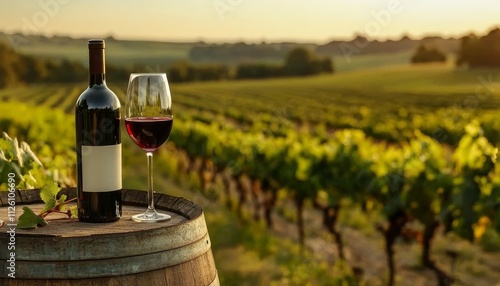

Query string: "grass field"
[172, 63, 500, 110]
[333, 50, 415, 72]
[2, 63, 493, 112]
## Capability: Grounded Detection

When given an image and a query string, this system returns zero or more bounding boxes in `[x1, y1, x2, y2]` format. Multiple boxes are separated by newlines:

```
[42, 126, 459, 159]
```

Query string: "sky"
[0, 0, 499, 43]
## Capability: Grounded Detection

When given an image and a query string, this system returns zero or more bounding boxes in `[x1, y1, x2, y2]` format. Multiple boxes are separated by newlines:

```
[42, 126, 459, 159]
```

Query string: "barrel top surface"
[0, 188, 204, 237]
[1, 204, 186, 237]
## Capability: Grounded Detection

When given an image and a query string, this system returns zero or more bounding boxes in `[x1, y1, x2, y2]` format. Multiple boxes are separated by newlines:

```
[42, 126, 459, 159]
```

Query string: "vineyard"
[1, 64, 500, 285]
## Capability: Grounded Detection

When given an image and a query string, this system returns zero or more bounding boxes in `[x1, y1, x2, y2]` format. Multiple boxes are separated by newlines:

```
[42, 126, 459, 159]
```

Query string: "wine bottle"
[75, 39, 122, 222]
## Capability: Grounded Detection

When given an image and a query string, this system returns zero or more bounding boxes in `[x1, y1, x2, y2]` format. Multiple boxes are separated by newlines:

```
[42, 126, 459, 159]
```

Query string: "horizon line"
[1, 25, 499, 45]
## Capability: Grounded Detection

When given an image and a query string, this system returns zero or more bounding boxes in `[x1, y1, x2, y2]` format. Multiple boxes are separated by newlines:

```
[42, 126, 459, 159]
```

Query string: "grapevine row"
[168, 115, 499, 286]
[168, 80, 500, 146]
[3, 83, 500, 147]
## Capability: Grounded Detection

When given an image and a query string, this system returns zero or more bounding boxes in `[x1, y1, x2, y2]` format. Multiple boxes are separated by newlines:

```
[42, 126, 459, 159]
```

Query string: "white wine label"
[81, 144, 122, 192]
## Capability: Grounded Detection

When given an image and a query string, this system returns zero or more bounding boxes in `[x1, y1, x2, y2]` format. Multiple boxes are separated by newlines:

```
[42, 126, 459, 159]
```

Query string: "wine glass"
[125, 73, 173, 222]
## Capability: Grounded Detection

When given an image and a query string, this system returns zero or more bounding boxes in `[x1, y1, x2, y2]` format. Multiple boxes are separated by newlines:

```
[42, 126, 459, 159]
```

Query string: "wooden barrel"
[0, 188, 219, 286]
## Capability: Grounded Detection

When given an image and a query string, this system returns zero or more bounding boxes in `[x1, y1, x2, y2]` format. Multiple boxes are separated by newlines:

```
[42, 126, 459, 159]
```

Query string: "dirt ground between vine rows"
[268, 203, 500, 286]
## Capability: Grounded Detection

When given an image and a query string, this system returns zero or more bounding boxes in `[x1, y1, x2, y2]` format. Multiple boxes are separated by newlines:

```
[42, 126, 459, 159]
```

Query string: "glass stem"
[146, 151, 156, 212]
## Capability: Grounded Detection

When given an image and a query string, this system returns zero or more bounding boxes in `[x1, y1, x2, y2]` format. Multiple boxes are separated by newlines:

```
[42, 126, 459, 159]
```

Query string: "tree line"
[0, 42, 135, 88]
[238, 47, 333, 79]
[0, 43, 333, 88]
[412, 27, 500, 67]
[411, 45, 447, 64]
[0, 42, 85, 88]
[168, 47, 334, 82]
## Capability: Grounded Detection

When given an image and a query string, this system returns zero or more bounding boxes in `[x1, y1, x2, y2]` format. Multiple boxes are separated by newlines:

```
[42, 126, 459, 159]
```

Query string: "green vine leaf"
[16, 182, 77, 229]
[40, 182, 61, 213]
[40, 181, 60, 203]
[17, 206, 47, 229]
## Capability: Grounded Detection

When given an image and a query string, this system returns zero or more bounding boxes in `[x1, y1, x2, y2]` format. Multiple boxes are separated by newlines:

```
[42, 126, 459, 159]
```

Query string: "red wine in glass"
[125, 117, 173, 152]
[125, 73, 173, 223]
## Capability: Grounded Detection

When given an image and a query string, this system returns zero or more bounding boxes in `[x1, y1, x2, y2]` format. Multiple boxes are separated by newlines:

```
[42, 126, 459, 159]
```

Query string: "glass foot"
[131, 209, 171, 222]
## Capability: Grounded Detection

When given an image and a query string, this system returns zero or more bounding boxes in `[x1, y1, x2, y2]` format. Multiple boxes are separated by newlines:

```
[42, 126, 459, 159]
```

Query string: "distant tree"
[168, 60, 194, 82]
[456, 34, 485, 67]
[107, 64, 133, 83]
[195, 64, 229, 81]
[0, 42, 25, 87]
[284, 47, 315, 76]
[168, 60, 229, 82]
[0, 62, 17, 88]
[284, 47, 334, 76]
[411, 44, 447, 64]
[18, 55, 49, 83]
[313, 57, 334, 74]
[233, 48, 334, 79]
[481, 28, 500, 66]
[46, 59, 86, 82]
[457, 28, 500, 68]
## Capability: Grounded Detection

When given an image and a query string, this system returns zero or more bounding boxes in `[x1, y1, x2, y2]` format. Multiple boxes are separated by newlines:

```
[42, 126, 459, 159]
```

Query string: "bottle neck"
[89, 74, 106, 86]
[88, 47, 106, 87]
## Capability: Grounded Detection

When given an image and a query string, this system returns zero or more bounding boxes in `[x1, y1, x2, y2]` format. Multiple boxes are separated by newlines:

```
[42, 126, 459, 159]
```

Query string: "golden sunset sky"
[0, 0, 499, 43]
